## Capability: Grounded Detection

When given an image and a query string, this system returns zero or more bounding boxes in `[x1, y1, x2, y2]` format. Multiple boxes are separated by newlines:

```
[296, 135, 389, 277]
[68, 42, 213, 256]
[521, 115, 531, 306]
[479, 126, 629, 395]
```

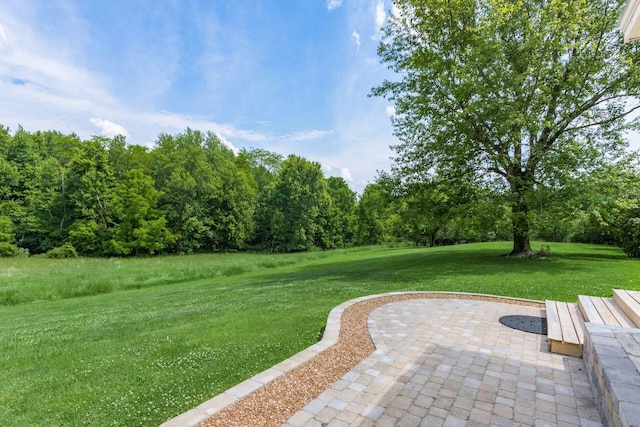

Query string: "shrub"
[619, 219, 640, 258]
[45, 243, 78, 259]
[16, 247, 30, 258]
[617, 205, 640, 258]
[69, 220, 105, 255]
[0, 216, 18, 257]
[0, 242, 18, 257]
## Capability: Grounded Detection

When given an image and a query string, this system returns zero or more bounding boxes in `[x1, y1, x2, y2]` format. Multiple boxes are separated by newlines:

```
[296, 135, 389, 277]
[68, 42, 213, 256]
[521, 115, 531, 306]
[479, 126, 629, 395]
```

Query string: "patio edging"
[159, 291, 543, 427]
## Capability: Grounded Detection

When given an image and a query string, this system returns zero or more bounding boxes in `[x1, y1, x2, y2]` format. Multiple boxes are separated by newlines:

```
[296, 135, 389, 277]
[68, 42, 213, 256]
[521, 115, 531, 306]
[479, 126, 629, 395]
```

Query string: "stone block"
[619, 401, 640, 427]
[603, 364, 640, 390]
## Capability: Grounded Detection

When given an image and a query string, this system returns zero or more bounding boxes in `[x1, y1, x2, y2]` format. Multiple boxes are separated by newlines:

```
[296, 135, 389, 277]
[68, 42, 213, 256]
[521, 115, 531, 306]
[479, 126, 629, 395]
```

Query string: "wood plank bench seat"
[546, 290, 640, 425]
[612, 289, 640, 328]
[578, 295, 636, 328]
[545, 300, 584, 357]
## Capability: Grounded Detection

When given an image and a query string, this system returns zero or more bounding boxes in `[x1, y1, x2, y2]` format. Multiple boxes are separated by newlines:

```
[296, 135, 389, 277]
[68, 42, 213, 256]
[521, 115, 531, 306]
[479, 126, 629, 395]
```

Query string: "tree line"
[359, 159, 640, 257]
[1, 124, 639, 258]
[0, 126, 360, 256]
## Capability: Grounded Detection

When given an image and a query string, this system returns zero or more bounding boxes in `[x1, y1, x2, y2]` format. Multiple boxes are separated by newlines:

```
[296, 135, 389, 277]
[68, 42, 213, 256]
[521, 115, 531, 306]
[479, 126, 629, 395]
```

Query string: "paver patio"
[282, 298, 602, 427]
[164, 295, 607, 427]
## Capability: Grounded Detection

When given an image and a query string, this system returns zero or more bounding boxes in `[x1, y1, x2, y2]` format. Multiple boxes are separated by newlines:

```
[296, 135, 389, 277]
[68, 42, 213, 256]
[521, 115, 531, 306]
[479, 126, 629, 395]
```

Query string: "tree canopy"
[0, 127, 364, 256]
[373, 0, 640, 255]
[253, 155, 332, 252]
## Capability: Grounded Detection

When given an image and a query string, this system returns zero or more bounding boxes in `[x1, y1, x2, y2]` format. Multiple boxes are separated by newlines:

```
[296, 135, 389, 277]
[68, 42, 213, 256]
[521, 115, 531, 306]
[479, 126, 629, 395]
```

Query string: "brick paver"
[282, 299, 602, 426]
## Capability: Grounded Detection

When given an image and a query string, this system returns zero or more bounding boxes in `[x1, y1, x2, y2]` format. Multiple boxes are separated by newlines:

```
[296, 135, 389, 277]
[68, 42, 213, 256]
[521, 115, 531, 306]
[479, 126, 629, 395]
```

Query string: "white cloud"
[322, 165, 354, 183]
[327, 0, 343, 11]
[132, 112, 333, 153]
[0, 23, 10, 53]
[133, 111, 258, 152]
[90, 118, 129, 138]
[341, 168, 353, 182]
[352, 31, 361, 49]
[386, 105, 396, 117]
[375, 0, 387, 31]
[284, 129, 333, 142]
[0, 3, 118, 109]
[0, 4, 333, 158]
[391, 2, 401, 18]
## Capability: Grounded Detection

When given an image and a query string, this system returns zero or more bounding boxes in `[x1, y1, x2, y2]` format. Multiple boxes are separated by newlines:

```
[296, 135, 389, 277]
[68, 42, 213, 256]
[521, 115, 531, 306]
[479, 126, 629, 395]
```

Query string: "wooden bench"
[612, 289, 640, 328]
[545, 300, 584, 358]
[547, 290, 640, 425]
[578, 295, 636, 328]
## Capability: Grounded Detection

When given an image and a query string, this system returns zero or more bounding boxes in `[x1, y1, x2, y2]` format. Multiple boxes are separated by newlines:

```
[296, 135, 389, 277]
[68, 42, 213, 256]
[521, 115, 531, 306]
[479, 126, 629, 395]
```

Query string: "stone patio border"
[160, 291, 543, 427]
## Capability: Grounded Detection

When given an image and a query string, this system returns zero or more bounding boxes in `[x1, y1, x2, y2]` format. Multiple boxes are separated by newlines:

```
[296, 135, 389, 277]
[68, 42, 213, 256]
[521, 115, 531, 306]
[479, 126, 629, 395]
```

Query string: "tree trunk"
[429, 233, 436, 247]
[511, 224, 531, 255]
[510, 189, 532, 256]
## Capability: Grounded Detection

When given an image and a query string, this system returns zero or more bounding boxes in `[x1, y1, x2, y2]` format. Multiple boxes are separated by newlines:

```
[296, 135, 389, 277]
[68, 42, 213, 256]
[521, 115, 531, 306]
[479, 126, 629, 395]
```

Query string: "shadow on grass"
[245, 245, 591, 290]
[556, 249, 631, 262]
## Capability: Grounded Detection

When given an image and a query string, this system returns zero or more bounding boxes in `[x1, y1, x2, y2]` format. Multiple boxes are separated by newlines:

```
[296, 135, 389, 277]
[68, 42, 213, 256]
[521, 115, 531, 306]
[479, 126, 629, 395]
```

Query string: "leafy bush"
[45, 243, 78, 259]
[0, 242, 18, 257]
[619, 217, 640, 258]
[0, 216, 18, 257]
[16, 247, 30, 258]
[616, 203, 640, 258]
[69, 220, 105, 255]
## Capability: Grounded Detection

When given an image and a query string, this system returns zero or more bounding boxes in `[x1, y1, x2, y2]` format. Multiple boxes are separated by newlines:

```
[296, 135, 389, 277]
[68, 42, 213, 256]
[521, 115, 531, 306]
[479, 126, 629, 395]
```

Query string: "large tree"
[320, 177, 357, 249]
[374, 0, 640, 255]
[254, 155, 330, 252]
[236, 148, 283, 192]
[356, 181, 395, 245]
[105, 169, 174, 256]
[152, 129, 254, 253]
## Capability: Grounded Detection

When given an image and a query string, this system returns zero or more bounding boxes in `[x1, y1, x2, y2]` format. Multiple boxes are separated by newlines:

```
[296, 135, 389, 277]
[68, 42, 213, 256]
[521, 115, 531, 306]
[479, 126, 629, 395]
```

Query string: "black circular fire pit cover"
[499, 315, 547, 335]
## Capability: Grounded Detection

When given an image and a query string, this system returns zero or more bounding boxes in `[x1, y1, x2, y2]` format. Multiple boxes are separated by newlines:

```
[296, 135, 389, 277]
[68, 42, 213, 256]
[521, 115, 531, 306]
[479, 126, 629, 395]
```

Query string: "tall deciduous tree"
[27, 157, 67, 251]
[374, 0, 640, 255]
[153, 129, 223, 253]
[254, 155, 330, 252]
[153, 129, 255, 252]
[236, 148, 283, 192]
[356, 181, 395, 245]
[105, 169, 174, 255]
[204, 136, 256, 251]
[566, 156, 640, 246]
[322, 177, 357, 248]
[66, 138, 114, 229]
[394, 178, 461, 247]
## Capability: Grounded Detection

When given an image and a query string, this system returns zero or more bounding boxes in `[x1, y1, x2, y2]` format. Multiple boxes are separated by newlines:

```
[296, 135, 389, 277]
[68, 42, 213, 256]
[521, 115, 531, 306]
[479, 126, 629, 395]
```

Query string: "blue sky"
[0, 0, 397, 192]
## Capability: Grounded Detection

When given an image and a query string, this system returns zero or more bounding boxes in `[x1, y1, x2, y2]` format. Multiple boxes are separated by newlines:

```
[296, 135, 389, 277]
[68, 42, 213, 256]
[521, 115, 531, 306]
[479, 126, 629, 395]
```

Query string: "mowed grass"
[0, 242, 638, 426]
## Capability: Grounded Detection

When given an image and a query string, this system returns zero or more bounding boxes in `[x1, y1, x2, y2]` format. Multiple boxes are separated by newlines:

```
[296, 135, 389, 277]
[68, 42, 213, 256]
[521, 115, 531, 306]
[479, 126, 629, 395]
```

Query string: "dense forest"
[0, 125, 639, 258]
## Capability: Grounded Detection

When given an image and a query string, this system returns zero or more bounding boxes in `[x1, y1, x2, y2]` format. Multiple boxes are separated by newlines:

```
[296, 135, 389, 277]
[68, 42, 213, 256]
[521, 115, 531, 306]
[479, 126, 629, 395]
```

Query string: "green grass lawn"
[0, 242, 638, 426]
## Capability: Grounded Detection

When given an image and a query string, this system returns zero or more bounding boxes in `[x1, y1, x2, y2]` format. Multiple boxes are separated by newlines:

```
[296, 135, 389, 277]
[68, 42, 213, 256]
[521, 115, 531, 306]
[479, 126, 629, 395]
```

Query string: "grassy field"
[0, 242, 638, 426]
